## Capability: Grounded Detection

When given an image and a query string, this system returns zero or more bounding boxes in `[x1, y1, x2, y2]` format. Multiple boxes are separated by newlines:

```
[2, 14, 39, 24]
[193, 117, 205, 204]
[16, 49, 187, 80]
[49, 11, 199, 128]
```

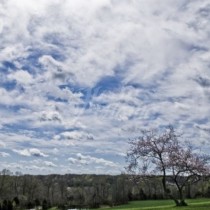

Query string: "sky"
[0, 0, 210, 175]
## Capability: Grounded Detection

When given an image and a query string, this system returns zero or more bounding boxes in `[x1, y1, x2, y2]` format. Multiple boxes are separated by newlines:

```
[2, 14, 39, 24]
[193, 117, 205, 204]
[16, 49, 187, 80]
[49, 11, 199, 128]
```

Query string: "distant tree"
[42, 199, 48, 210]
[34, 198, 40, 207]
[7, 201, 13, 210]
[58, 177, 67, 205]
[126, 126, 210, 206]
[13, 172, 22, 197]
[138, 188, 147, 200]
[127, 190, 133, 201]
[2, 200, 8, 210]
[13, 197, 19, 206]
[27, 201, 34, 209]
[0, 169, 13, 198]
[2, 200, 13, 210]
[205, 186, 210, 197]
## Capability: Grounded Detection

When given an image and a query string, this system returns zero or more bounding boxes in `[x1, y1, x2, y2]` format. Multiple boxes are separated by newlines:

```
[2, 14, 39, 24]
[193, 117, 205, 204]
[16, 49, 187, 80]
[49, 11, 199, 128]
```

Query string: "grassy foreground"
[96, 199, 210, 210]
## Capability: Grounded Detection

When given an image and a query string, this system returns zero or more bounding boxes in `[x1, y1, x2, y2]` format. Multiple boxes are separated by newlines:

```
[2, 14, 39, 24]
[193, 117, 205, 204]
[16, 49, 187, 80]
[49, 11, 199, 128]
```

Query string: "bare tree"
[126, 126, 210, 206]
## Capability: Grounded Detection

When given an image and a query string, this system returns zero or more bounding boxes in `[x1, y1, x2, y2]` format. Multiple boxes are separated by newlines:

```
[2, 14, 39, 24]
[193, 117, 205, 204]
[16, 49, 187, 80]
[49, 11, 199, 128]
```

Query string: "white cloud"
[0, 141, 6, 147]
[8, 70, 33, 84]
[68, 153, 118, 168]
[13, 148, 48, 157]
[56, 131, 94, 141]
[0, 152, 10, 157]
[13, 149, 31, 157]
[43, 161, 57, 167]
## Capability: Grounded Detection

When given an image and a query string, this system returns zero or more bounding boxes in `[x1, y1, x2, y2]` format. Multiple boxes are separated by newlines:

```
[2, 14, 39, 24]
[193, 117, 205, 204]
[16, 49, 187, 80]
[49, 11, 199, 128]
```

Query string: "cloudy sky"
[0, 0, 210, 175]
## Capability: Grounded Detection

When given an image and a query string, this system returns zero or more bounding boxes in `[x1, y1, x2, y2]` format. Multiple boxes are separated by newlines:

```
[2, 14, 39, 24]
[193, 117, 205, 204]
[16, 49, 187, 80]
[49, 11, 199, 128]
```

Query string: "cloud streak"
[13, 148, 48, 157]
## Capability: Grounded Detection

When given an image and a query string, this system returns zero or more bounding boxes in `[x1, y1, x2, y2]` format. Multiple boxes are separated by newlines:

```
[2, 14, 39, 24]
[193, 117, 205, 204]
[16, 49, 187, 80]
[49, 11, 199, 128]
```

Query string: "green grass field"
[96, 199, 210, 210]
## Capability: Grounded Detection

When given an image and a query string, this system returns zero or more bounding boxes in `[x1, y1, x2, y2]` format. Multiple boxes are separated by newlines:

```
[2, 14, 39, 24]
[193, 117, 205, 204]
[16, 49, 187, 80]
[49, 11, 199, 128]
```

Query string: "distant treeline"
[0, 169, 210, 209]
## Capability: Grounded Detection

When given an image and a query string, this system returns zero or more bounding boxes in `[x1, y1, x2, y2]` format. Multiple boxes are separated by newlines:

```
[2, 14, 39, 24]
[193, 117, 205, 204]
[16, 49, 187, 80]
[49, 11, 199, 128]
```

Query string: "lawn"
[96, 199, 210, 210]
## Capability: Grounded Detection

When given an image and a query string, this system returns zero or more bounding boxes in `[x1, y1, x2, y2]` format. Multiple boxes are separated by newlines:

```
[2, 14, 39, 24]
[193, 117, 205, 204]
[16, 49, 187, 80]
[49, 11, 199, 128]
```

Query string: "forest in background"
[0, 170, 210, 209]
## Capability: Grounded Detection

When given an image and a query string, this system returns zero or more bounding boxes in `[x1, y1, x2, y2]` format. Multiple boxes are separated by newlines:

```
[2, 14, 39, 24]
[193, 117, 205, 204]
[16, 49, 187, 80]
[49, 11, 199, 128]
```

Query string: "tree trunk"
[161, 174, 183, 206]
[176, 188, 187, 206]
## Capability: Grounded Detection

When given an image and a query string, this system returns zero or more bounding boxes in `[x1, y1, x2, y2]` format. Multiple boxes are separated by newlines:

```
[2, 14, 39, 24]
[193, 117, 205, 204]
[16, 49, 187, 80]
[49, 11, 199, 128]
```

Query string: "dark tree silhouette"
[7, 201, 13, 210]
[42, 199, 48, 210]
[2, 200, 8, 210]
[13, 197, 19, 206]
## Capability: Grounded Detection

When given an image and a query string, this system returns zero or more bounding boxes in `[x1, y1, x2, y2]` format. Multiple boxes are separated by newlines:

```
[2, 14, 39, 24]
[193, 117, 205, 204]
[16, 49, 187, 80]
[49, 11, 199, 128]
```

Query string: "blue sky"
[0, 0, 210, 174]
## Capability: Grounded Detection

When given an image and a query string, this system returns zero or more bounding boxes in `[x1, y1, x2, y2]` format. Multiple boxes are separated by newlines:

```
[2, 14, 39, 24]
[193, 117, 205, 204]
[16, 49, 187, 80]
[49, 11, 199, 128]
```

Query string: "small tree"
[126, 126, 210, 206]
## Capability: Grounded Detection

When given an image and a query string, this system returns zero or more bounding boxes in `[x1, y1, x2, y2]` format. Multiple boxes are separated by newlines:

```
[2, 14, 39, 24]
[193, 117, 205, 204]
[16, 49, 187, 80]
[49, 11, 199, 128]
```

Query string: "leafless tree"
[126, 126, 210, 206]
